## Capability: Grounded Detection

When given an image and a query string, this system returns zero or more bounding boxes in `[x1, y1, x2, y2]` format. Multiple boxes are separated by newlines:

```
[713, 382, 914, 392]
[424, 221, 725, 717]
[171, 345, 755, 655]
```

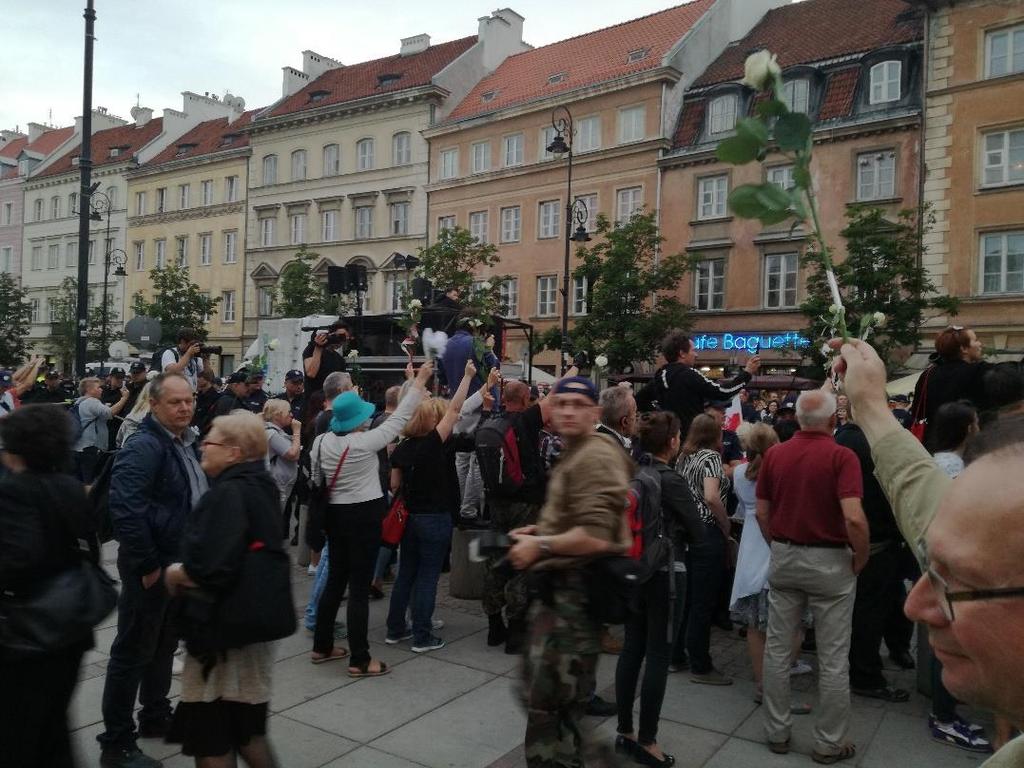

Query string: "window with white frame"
[783, 79, 810, 114]
[258, 286, 275, 317]
[355, 206, 373, 239]
[66, 242, 77, 268]
[500, 205, 521, 242]
[30, 246, 42, 270]
[571, 276, 588, 315]
[500, 278, 518, 318]
[29, 298, 39, 323]
[857, 151, 896, 200]
[106, 186, 117, 210]
[356, 139, 374, 170]
[222, 290, 236, 322]
[200, 292, 211, 324]
[981, 231, 1024, 294]
[47, 243, 59, 269]
[262, 154, 278, 185]
[539, 126, 557, 162]
[982, 128, 1024, 187]
[694, 258, 725, 310]
[178, 184, 190, 209]
[200, 234, 212, 266]
[392, 132, 411, 166]
[503, 133, 524, 167]
[538, 200, 560, 239]
[68, 192, 77, 215]
[175, 236, 188, 267]
[618, 105, 645, 143]
[698, 174, 729, 220]
[536, 276, 557, 316]
[322, 209, 338, 241]
[200, 179, 214, 206]
[156, 187, 167, 213]
[986, 24, 1024, 78]
[291, 149, 307, 181]
[33, 198, 42, 221]
[260, 217, 275, 247]
[323, 144, 340, 176]
[616, 187, 643, 224]
[50, 196, 60, 219]
[469, 211, 489, 244]
[440, 148, 458, 180]
[869, 61, 901, 104]
[155, 239, 166, 268]
[135, 191, 146, 215]
[384, 274, 404, 313]
[708, 95, 737, 135]
[575, 194, 598, 232]
[225, 175, 239, 202]
[763, 252, 798, 308]
[390, 202, 410, 236]
[47, 297, 57, 324]
[2, 202, 11, 225]
[767, 164, 796, 190]
[134, 241, 144, 271]
[290, 213, 306, 245]
[224, 231, 237, 263]
[438, 215, 456, 232]
[577, 116, 601, 152]
[0, 247, 11, 273]
[471, 141, 491, 173]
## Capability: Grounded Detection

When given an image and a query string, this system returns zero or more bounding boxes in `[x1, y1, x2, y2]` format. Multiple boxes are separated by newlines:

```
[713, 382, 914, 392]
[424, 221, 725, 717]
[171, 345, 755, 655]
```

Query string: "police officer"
[245, 371, 270, 413]
[274, 369, 307, 421]
[24, 370, 71, 404]
[123, 362, 149, 415]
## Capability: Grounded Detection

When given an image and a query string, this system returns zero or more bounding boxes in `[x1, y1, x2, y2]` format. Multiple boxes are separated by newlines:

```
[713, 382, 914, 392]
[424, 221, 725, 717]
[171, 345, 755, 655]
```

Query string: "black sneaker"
[411, 635, 445, 653]
[138, 715, 173, 739]
[99, 743, 164, 768]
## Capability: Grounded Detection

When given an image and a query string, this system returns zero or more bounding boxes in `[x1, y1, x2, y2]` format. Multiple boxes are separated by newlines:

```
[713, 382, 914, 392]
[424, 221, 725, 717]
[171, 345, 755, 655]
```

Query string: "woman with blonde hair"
[115, 381, 153, 448]
[262, 399, 301, 513]
[384, 359, 477, 653]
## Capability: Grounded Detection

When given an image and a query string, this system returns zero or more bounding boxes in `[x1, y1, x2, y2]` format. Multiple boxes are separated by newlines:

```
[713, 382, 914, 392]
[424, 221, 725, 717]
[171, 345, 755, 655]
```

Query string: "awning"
[885, 371, 922, 397]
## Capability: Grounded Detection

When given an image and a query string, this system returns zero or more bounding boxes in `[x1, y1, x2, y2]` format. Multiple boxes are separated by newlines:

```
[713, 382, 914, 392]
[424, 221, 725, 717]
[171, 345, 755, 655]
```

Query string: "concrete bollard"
[449, 527, 487, 600]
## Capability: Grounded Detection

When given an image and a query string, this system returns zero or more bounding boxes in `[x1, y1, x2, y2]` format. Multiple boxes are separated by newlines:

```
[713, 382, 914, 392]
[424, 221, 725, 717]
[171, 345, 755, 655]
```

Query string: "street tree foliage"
[48, 277, 125, 367]
[131, 264, 220, 345]
[801, 205, 959, 374]
[276, 245, 354, 318]
[543, 212, 691, 372]
[412, 226, 508, 323]
[0, 273, 32, 366]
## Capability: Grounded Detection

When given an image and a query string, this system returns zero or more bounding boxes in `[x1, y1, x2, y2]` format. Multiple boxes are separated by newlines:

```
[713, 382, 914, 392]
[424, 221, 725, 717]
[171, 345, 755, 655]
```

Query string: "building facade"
[913, 0, 1024, 356]
[660, 0, 924, 374]
[425, 0, 786, 371]
[241, 11, 529, 346]
[125, 103, 253, 374]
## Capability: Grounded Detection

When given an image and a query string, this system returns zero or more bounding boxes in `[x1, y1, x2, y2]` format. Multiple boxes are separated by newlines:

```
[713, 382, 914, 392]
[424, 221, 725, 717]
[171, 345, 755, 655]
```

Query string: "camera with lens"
[200, 345, 223, 356]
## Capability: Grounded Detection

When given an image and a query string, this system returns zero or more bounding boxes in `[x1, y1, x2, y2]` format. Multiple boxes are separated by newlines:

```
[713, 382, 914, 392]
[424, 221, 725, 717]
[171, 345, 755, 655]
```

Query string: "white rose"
[740, 50, 781, 91]
[820, 343, 832, 356]
[347, 349, 359, 359]
[828, 303, 842, 314]
[409, 299, 422, 309]
[267, 338, 279, 351]
[594, 354, 609, 368]
[873, 311, 886, 327]
[480, 281, 492, 291]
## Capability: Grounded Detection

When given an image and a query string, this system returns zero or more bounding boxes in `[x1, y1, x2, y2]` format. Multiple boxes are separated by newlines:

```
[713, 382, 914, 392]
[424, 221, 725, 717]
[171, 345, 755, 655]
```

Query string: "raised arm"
[437, 360, 476, 441]
[358, 361, 432, 452]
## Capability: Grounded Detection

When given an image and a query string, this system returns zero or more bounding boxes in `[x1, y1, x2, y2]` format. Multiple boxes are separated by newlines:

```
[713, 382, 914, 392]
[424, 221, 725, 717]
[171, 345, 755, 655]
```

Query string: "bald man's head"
[504, 380, 530, 412]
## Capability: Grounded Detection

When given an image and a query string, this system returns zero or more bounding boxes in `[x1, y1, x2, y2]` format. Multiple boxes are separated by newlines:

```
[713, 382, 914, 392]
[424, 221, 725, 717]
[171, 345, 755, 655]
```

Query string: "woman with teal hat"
[309, 361, 434, 677]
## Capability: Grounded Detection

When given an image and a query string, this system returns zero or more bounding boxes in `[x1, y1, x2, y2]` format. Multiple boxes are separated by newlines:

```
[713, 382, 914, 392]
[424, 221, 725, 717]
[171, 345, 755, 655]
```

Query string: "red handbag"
[381, 495, 408, 546]
[909, 366, 933, 443]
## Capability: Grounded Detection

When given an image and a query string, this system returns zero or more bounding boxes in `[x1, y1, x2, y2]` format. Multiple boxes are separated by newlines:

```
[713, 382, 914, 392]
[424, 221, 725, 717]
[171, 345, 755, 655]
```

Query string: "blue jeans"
[304, 543, 330, 630]
[386, 513, 452, 645]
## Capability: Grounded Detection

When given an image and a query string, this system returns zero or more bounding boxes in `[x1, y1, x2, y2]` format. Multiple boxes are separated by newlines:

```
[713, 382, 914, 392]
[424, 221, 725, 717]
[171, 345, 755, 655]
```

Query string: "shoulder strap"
[326, 445, 350, 492]
[912, 366, 933, 422]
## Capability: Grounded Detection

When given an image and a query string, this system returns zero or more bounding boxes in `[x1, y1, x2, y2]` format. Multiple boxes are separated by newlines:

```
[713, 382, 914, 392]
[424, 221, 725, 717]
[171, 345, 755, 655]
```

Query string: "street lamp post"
[75, 0, 97, 377]
[87, 190, 127, 373]
[545, 106, 592, 374]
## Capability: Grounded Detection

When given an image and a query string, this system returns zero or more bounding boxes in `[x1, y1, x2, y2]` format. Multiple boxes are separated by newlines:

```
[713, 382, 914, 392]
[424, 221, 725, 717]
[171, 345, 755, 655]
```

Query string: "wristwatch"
[538, 537, 553, 558]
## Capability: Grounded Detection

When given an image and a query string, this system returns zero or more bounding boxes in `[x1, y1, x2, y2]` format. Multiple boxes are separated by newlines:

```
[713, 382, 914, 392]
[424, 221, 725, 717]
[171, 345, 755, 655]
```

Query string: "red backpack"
[624, 462, 672, 576]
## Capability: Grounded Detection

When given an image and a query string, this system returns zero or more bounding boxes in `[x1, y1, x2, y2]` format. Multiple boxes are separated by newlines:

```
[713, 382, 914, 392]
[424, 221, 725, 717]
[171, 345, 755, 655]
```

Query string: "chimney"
[282, 66, 310, 98]
[302, 50, 342, 78]
[0, 129, 26, 148]
[400, 34, 431, 57]
[27, 122, 49, 143]
[477, 9, 527, 71]
[130, 105, 154, 127]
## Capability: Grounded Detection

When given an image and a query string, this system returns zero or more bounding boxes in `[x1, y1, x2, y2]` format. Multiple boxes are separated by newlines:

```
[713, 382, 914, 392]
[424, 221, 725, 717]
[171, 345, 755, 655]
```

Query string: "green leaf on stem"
[728, 184, 769, 218]
[756, 99, 788, 119]
[736, 117, 770, 145]
[774, 112, 812, 151]
[793, 164, 812, 189]
[715, 134, 761, 165]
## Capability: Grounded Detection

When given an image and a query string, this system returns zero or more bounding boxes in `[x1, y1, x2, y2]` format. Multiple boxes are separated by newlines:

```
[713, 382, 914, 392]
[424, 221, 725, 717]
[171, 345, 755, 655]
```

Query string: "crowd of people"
[1, 319, 1023, 768]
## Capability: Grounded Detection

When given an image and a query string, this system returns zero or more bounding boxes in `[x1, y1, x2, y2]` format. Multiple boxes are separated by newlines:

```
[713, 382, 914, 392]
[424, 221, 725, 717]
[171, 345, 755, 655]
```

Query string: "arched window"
[290, 149, 307, 181]
[33, 198, 43, 221]
[50, 195, 61, 219]
[262, 154, 278, 185]
[356, 138, 374, 171]
[68, 192, 78, 215]
[708, 94, 737, 135]
[782, 79, 810, 114]
[323, 144, 340, 176]
[869, 61, 901, 104]
[106, 185, 117, 210]
[392, 132, 411, 166]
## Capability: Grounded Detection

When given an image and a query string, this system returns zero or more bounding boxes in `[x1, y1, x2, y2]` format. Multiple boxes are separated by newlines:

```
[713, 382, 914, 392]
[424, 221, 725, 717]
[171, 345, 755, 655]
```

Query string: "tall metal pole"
[99, 204, 111, 373]
[550, 105, 574, 376]
[74, 0, 96, 377]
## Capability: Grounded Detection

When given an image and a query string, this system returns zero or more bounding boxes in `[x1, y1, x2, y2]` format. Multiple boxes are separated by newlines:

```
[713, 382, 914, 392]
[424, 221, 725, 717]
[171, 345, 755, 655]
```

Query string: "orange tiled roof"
[24, 126, 74, 158]
[267, 37, 477, 119]
[0, 136, 28, 160]
[671, 101, 705, 148]
[446, 0, 716, 123]
[692, 0, 921, 88]
[144, 109, 259, 167]
[817, 67, 861, 121]
[35, 120, 164, 179]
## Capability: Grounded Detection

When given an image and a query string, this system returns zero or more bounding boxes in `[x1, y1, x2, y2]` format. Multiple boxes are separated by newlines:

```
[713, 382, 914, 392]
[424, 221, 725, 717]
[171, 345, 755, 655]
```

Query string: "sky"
[1, 0, 765, 133]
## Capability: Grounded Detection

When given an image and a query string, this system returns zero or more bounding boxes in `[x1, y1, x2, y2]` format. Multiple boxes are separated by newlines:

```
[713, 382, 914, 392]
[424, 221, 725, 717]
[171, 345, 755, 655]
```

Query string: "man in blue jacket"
[98, 373, 208, 768]
[439, 309, 499, 397]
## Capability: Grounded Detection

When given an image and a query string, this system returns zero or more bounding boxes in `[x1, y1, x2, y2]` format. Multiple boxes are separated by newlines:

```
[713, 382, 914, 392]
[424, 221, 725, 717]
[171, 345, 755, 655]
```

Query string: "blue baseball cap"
[552, 375, 599, 403]
[0, 370, 12, 387]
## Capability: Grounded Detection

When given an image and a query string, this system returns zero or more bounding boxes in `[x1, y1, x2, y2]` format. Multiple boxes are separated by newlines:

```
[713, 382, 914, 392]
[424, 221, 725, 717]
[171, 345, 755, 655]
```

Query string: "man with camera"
[160, 328, 205, 391]
[302, 321, 349, 395]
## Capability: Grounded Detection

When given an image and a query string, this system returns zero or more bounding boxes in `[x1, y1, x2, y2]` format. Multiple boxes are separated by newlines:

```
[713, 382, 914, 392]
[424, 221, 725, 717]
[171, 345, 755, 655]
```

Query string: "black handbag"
[583, 555, 645, 625]
[0, 551, 117, 656]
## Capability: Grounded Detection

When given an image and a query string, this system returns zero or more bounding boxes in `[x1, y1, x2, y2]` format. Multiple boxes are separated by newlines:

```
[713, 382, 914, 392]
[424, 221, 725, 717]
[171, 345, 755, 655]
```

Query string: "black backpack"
[151, 346, 177, 373]
[474, 412, 536, 498]
[86, 450, 118, 544]
[625, 459, 673, 578]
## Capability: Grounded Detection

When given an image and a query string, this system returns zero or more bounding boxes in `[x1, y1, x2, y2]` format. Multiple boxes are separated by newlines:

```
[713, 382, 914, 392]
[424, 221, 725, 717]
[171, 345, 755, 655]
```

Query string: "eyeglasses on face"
[916, 537, 1024, 622]
[200, 439, 234, 449]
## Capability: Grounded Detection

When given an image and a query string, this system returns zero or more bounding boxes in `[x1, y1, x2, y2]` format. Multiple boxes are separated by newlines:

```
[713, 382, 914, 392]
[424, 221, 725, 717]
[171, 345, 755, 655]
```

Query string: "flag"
[724, 394, 743, 432]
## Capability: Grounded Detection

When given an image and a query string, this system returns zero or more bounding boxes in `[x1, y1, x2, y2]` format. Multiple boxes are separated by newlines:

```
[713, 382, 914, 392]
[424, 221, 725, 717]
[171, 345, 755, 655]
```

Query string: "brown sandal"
[311, 647, 349, 664]
[348, 659, 390, 678]
[812, 743, 856, 764]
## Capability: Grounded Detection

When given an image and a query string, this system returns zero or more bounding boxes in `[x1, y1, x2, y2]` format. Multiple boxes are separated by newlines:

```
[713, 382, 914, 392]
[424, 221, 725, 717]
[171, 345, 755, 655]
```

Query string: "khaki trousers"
[764, 541, 856, 756]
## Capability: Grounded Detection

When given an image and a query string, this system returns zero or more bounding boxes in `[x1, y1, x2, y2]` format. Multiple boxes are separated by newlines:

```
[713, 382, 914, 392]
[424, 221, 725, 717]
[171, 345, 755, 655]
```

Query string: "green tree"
[801, 205, 959, 374]
[0, 273, 32, 366]
[275, 245, 355, 318]
[47, 277, 126, 367]
[548, 212, 691, 372]
[131, 264, 220, 345]
[411, 226, 507, 323]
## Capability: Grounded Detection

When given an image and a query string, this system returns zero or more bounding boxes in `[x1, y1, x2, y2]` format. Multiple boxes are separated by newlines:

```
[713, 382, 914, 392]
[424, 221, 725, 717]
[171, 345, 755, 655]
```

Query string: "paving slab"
[657, 674, 760, 735]
[703, 736, 822, 767]
[322, 745, 432, 767]
[861, 710, 989, 768]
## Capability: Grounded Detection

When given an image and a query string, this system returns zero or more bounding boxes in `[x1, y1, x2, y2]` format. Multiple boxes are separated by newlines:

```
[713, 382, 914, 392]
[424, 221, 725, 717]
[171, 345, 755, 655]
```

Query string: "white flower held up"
[409, 299, 422, 309]
[267, 338, 279, 351]
[346, 349, 359, 360]
[480, 281, 492, 291]
[873, 312, 886, 328]
[740, 50, 781, 91]
[594, 354, 609, 369]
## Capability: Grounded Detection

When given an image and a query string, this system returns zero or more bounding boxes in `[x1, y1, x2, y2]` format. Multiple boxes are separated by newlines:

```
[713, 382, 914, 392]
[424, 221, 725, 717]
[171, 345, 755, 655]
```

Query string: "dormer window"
[547, 72, 567, 85]
[175, 143, 197, 158]
[782, 79, 810, 114]
[308, 89, 330, 103]
[377, 74, 401, 88]
[869, 61, 901, 104]
[481, 90, 498, 103]
[220, 133, 239, 147]
[708, 94, 737, 135]
[110, 147, 121, 158]
[627, 48, 650, 63]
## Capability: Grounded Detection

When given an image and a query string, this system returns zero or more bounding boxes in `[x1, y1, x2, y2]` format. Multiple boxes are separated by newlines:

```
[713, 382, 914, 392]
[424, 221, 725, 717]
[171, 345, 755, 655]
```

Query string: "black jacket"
[193, 386, 221, 435]
[834, 423, 899, 543]
[651, 460, 705, 551]
[912, 359, 993, 447]
[637, 363, 751, 436]
[213, 392, 250, 418]
[180, 461, 283, 594]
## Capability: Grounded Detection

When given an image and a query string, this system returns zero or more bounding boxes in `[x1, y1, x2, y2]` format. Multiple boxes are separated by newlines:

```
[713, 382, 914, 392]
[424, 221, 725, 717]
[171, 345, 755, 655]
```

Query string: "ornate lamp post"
[88, 190, 127, 372]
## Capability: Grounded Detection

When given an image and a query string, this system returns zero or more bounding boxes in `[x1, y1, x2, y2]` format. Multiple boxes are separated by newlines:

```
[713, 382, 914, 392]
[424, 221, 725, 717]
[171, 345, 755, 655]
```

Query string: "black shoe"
[137, 715, 173, 739]
[585, 694, 617, 717]
[487, 613, 508, 647]
[890, 649, 916, 670]
[100, 744, 163, 768]
[505, 619, 526, 655]
[634, 745, 676, 766]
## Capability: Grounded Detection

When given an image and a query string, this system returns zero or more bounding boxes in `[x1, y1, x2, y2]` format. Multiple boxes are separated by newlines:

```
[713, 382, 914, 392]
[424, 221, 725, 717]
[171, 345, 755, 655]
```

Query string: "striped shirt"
[677, 448, 728, 525]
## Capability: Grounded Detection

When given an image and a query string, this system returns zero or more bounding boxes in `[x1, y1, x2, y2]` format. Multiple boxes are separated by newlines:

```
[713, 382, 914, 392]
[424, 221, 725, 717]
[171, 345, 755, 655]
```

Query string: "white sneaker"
[790, 660, 813, 676]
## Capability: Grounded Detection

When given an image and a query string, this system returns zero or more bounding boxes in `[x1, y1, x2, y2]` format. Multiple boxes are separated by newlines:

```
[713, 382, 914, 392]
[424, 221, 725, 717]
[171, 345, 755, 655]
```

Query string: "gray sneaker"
[411, 635, 446, 653]
[100, 744, 163, 768]
[690, 669, 733, 686]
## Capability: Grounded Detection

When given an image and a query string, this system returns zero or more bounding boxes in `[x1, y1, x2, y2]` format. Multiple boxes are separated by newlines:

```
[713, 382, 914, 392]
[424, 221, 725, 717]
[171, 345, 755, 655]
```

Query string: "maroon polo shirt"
[756, 430, 863, 545]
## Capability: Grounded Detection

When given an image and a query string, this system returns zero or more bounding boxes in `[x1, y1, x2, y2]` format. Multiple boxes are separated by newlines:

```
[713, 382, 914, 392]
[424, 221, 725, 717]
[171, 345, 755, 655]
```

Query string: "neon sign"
[691, 331, 811, 352]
